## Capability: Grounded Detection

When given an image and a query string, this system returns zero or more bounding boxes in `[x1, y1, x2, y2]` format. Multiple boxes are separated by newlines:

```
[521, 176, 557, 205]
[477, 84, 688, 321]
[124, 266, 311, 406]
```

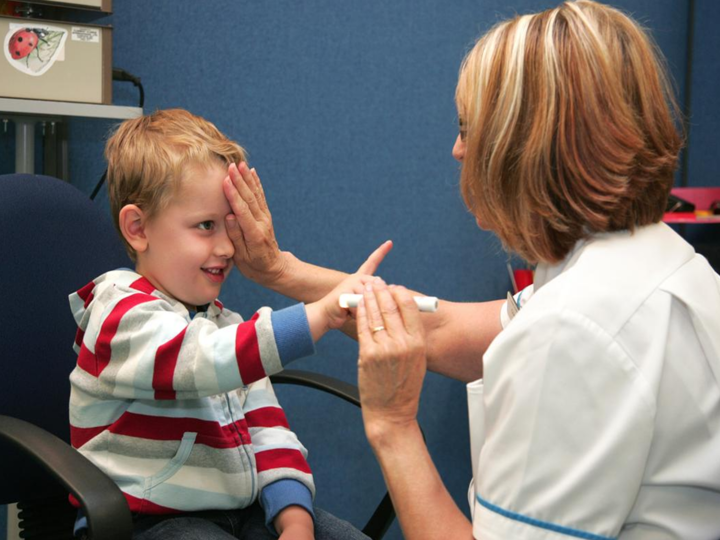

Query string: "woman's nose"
[452, 134, 466, 162]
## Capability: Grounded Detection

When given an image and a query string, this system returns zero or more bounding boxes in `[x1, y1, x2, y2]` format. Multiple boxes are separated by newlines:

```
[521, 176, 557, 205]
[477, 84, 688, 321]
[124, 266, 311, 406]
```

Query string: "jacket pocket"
[144, 431, 197, 493]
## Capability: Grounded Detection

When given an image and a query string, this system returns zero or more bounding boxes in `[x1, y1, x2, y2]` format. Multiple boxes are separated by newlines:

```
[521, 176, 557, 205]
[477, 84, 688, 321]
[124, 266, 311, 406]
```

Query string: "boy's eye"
[198, 221, 214, 231]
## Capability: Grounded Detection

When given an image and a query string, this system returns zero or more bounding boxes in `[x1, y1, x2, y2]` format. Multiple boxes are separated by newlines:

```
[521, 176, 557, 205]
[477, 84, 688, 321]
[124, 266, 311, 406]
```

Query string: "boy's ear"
[119, 204, 149, 254]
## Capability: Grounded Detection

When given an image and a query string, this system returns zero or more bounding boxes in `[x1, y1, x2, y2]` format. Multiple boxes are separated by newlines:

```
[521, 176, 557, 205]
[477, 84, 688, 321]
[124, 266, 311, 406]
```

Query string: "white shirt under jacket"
[467, 222, 720, 540]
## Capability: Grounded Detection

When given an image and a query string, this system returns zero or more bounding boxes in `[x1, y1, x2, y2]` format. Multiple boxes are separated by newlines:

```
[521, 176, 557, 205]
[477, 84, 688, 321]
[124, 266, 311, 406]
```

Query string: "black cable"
[91, 68, 144, 200]
[90, 169, 107, 201]
[112, 67, 144, 108]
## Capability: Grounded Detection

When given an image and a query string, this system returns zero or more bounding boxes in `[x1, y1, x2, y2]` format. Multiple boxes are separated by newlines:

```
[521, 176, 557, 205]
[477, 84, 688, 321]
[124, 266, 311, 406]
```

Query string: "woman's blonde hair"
[105, 108, 247, 260]
[456, 0, 682, 263]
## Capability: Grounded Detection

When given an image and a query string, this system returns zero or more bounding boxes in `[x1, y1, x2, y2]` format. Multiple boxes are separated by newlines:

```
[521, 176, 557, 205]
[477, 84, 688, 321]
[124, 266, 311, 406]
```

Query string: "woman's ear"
[119, 204, 149, 254]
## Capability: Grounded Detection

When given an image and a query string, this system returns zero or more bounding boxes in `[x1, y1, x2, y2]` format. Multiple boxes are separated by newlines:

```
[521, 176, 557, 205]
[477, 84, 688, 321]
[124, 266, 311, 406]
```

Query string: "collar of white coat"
[531, 222, 694, 294]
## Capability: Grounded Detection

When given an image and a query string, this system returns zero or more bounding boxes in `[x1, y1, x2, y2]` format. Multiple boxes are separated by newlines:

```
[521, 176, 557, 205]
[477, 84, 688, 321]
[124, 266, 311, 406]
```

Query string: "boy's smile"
[134, 162, 235, 310]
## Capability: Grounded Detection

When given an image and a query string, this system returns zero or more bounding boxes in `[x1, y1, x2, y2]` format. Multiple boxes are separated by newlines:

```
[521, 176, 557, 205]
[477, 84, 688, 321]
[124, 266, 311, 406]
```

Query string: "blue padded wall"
[687, 1, 720, 188]
[0, 2, 713, 539]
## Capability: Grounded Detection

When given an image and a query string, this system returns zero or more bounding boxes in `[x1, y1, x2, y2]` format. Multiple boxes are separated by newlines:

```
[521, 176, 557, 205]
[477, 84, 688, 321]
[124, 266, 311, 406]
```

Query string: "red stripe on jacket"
[76, 281, 95, 303]
[235, 313, 265, 384]
[152, 327, 187, 400]
[93, 294, 157, 376]
[74, 328, 85, 349]
[130, 277, 156, 295]
[255, 448, 312, 474]
[245, 406, 290, 429]
[70, 423, 111, 449]
[73, 288, 94, 348]
[108, 412, 251, 448]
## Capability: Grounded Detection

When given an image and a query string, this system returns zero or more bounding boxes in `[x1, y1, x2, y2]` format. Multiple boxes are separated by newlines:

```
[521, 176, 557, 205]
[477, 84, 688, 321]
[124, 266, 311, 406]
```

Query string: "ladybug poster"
[4, 23, 67, 76]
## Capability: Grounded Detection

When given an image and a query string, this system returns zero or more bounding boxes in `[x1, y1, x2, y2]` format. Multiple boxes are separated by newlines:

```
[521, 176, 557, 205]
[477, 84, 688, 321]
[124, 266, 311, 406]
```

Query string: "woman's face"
[452, 126, 487, 229]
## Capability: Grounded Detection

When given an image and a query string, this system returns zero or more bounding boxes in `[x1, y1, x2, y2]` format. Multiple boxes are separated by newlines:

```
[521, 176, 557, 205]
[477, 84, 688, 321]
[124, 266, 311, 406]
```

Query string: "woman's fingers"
[250, 167, 270, 215]
[229, 162, 265, 222]
[391, 286, 424, 337]
[362, 281, 387, 338]
[371, 279, 406, 337]
[356, 294, 371, 344]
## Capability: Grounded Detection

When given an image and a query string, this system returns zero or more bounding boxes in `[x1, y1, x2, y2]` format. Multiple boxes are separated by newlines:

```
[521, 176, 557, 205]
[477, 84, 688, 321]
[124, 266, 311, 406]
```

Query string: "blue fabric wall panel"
[0, 2, 706, 538]
[688, 0, 720, 188]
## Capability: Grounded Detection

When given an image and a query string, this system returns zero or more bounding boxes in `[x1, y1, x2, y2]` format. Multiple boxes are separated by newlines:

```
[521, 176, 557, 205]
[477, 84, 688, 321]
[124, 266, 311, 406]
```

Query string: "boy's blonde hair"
[105, 108, 247, 260]
[456, 0, 682, 263]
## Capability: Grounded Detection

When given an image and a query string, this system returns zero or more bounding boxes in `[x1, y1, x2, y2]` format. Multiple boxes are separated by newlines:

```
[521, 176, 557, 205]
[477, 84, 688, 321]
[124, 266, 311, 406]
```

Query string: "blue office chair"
[0, 174, 394, 540]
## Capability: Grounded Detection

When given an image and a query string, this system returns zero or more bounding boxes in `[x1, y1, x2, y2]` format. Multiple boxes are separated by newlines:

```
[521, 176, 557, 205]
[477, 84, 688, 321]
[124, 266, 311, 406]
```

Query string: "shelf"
[0, 97, 141, 120]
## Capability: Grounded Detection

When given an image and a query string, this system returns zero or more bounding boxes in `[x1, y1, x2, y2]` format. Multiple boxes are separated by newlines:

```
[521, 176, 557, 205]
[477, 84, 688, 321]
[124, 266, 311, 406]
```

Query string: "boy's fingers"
[357, 241, 393, 275]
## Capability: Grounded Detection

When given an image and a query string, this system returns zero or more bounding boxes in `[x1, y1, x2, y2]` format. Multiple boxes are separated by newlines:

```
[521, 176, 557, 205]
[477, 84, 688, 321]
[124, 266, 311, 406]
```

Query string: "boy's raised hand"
[305, 272, 376, 342]
[223, 162, 286, 285]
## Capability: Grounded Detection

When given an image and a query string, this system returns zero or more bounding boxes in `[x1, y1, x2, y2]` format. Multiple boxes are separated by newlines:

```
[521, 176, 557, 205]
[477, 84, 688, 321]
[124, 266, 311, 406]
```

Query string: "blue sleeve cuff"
[270, 303, 316, 366]
[73, 509, 87, 537]
[260, 479, 315, 536]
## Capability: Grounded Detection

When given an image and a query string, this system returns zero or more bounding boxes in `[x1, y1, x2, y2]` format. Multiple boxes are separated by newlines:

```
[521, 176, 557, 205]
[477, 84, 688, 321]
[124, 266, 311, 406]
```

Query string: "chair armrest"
[270, 369, 360, 406]
[0, 415, 133, 540]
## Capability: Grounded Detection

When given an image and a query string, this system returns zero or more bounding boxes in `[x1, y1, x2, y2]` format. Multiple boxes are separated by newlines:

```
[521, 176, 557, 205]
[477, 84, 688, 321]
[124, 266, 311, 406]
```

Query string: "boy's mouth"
[202, 266, 226, 283]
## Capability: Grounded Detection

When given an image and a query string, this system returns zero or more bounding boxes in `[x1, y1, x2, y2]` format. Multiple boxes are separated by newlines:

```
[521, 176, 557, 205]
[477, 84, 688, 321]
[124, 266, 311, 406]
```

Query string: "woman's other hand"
[356, 279, 427, 445]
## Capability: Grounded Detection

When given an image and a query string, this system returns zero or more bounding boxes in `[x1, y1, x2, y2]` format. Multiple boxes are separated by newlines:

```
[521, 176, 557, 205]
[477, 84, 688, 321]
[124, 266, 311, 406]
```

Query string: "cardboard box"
[1, 16, 111, 104]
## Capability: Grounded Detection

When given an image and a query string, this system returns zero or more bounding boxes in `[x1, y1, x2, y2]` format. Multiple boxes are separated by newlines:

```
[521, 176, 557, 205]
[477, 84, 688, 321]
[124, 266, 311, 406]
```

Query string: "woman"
[223, 1, 720, 538]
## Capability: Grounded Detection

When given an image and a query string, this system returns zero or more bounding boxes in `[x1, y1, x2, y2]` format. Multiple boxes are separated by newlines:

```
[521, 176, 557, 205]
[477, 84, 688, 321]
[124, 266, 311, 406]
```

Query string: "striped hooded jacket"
[68, 269, 316, 517]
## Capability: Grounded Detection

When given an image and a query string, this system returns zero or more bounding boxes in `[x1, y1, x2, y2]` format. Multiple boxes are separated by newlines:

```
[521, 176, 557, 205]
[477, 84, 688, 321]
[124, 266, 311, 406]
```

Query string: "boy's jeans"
[130, 503, 370, 540]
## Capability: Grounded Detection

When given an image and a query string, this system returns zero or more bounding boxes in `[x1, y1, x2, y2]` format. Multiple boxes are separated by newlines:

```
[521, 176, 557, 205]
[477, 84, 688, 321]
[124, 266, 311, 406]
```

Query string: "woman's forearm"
[423, 299, 504, 382]
[367, 420, 474, 540]
[265, 251, 350, 302]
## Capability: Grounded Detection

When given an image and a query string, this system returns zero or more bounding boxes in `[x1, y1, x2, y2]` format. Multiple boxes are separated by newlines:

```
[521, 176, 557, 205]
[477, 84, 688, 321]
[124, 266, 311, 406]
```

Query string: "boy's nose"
[216, 230, 235, 258]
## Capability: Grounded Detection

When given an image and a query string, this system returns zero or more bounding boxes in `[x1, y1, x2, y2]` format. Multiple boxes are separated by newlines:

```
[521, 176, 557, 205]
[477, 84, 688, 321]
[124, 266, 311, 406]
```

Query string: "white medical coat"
[468, 223, 720, 540]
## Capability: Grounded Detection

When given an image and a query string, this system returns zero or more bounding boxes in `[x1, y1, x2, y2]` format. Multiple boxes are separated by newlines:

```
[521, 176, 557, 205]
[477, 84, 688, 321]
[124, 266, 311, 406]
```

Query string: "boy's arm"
[72, 280, 314, 400]
[243, 377, 315, 535]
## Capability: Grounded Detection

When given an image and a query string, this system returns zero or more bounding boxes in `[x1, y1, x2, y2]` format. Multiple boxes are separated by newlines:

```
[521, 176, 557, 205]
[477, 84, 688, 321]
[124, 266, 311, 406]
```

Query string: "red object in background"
[0, 2, 22, 16]
[513, 269, 534, 292]
[663, 187, 720, 224]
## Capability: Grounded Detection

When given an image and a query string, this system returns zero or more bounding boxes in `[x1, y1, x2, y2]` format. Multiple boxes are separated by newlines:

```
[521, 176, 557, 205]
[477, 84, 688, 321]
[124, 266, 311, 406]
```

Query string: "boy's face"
[135, 163, 235, 310]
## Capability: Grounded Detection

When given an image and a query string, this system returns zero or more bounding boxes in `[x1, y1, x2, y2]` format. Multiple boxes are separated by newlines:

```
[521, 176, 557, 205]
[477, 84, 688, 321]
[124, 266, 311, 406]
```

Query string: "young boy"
[68, 109, 365, 540]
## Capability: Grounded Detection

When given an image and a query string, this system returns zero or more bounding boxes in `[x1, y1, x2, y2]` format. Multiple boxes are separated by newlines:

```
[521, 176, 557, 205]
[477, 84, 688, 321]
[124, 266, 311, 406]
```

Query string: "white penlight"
[339, 294, 438, 312]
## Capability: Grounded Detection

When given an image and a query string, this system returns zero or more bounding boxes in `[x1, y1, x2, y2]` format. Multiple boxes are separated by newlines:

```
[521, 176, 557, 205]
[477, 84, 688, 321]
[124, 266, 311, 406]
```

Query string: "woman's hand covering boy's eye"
[223, 162, 286, 285]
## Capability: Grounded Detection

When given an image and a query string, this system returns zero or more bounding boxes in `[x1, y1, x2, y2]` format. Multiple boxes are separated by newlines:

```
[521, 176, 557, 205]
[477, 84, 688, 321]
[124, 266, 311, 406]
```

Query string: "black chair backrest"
[0, 173, 130, 502]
